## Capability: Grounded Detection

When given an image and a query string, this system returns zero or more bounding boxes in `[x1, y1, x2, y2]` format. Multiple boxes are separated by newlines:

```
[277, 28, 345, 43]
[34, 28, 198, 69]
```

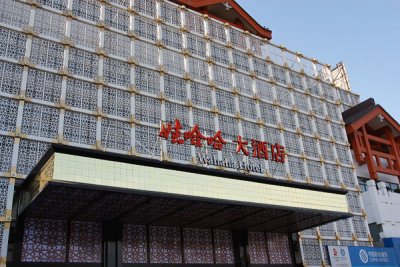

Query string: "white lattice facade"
[0, 0, 370, 266]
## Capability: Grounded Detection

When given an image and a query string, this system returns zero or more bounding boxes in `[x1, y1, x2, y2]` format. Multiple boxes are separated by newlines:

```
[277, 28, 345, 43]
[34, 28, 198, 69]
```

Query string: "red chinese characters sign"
[159, 119, 286, 163]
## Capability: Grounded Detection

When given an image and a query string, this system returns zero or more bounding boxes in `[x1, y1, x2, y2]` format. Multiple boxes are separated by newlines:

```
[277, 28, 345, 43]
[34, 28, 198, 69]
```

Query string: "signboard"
[328, 246, 352, 267]
[159, 119, 286, 172]
[348, 246, 398, 267]
[328, 246, 399, 267]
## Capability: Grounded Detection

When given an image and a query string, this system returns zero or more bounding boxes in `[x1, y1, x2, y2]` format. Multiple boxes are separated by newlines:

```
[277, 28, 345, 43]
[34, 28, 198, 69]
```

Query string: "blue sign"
[348, 246, 399, 267]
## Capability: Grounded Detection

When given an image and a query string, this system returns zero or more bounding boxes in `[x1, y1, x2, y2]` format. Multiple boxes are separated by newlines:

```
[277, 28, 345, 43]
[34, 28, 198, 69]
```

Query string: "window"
[31, 38, 63, 70]
[135, 40, 159, 68]
[21, 103, 59, 139]
[164, 75, 187, 102]
[26, 69, 62, 103]
[135, 95, 160, 124]
[210, 43, 229, 66]
[163, 49, 184, 75]
[105, 5, 129, 31]
[68, 48, 99, 79]
[135, 66, 160, 96]
[190, 82, 212, 109]
[208, 20, 226, 43]
[102, 87, 131, 118]
[232, 50, 249, 72]
[71, 20, 99, 50]
[104, 30, 130, 58]
[161, 25, 182, 50]
[134, 16, 157, 41]
[238, 95, 257, 120]
[101, 118, 131, 151]
[72, 0, 100, 22]
[160, 2, 181, 26]
[63, 111, 97, 145]
[186, 33, 206, 58]
[0, 60, 23, 95]
[103, 58, 131, 87]
[66, 78, 98, 111]
[213, 65, 232, 89]
[0, 28, 26, 60]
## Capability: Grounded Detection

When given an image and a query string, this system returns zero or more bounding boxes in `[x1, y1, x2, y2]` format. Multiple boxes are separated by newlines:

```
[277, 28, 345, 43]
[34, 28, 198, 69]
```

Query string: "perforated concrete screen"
[0, 0, 370, 266]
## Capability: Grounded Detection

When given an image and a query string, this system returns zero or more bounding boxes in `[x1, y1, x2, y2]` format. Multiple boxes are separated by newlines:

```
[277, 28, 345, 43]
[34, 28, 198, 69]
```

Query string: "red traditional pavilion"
[344, 98, 400, 180]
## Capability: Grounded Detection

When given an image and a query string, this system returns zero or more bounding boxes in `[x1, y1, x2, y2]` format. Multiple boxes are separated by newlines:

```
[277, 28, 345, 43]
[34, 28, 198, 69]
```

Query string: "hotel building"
[0, 0, 370, 266]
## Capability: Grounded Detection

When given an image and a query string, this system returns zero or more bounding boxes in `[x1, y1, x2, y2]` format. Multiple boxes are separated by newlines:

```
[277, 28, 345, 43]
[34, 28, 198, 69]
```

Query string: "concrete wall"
[362, 180, 400, 239]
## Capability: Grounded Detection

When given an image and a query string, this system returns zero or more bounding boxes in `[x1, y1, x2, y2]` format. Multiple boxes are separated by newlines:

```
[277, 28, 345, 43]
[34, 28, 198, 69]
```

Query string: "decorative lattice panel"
[102, 86, 131, 118]
[104, 30, 130, 58]
[266, 233, 292, 264]
[183, 228, 213, 264]
[101, 118, 131, 151]
[63, 111, 97, 145]
[0, 60, 22, 95]
[0, 27, 27, 60]
[0, 0, 31, 28]
[336, 219, 352, 238]
[301, 238, 321, 266]
[190, 82, 212, 109]
[248, 231, 269, 264]
[0, 96, 18, 132]
[135, 66, 160, 96]
[66, 78, 98, 111]
[0, 178, 8, 216]
[122, 224, 147, 264]
[26, 69, 62, 103]
[214, 229, 235, 264]
[319, 223, 335, 237]
[135, 125, 160, 157]
[68, 48, 99, 79]
[17, 139, 50, 175]
[68, 221, 102, 263]
[149, 226, 182, 264]
[30, 37, 63, 70]
[21, 217, 67, 262]
[72, 0, 101, 22]
[21, 102, 60, 139]
[352, 216, 369, 239]
[0, 136, 13, 173]
[71, 20, 99, 51]
[34, 8, 66, 39]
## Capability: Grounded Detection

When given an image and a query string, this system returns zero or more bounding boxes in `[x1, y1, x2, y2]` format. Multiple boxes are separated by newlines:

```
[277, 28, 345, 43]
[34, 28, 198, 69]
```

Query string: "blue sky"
[236, 0, 400, 120]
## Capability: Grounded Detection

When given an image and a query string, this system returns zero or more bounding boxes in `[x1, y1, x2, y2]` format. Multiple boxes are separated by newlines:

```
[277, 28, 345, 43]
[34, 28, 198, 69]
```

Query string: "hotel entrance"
[7, 145, 350, 267]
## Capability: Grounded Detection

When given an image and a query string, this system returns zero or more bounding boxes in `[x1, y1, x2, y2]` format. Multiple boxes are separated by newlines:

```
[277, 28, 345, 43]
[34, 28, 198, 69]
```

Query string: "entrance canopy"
[18, 145, 351, 233]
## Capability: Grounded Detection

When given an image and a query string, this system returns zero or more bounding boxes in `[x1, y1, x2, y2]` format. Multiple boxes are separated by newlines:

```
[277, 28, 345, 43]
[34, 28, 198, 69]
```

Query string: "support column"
[233, 230, 249, 267]
[103, 222, 122, 267]
[362, 125, 378, 179]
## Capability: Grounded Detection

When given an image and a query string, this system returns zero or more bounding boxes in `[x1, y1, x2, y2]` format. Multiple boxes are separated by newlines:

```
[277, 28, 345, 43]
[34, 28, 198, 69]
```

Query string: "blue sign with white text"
[348, 246, 399, 267]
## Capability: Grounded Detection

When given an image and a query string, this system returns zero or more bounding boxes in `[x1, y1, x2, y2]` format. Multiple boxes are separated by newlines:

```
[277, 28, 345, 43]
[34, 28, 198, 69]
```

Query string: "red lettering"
[271, 143, 286, 163]
[234, 135, 249, 156]
[184, 125, 206, 147]
[251, 140, 269, 160]
[207, 130, 227, 150]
